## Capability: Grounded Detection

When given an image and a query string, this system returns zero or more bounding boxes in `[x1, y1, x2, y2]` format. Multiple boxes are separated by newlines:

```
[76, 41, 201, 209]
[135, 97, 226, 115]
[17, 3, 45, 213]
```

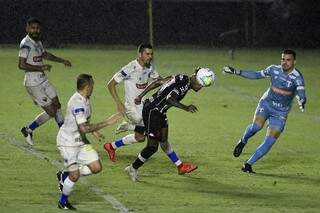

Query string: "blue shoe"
[58, 200, 76, 210]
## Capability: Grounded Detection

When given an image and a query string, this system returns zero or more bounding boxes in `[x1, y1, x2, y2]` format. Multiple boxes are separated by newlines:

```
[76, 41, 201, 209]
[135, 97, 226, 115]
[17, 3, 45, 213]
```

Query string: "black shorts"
[142, 104, 168, 139]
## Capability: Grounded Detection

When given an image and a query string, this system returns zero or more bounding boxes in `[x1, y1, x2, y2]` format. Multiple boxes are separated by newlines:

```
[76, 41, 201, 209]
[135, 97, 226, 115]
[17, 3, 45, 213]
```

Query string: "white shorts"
[125, 102, 144, 126]
[25, 80, 57, 107]
[57, 144, 99, 171]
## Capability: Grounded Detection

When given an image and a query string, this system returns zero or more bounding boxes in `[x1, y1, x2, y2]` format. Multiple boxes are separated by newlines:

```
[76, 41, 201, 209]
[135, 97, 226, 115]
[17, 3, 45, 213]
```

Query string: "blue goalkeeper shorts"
[254, 99, 289, 132]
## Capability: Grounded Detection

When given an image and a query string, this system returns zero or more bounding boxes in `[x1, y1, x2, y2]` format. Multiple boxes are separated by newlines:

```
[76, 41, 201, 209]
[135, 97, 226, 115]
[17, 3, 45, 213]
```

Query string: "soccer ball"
[196, 67, 215, 87]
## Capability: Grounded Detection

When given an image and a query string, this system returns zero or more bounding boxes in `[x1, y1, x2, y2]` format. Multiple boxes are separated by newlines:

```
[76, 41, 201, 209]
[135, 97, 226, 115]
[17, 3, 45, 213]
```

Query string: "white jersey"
[18, 35, 47, 86]
[113, 59, 159, 105]
[57, 92, 91, 146]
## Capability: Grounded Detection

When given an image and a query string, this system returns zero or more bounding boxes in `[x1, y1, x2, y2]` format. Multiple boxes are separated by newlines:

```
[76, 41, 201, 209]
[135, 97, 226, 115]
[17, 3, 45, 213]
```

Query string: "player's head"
[281, 49, 296, 72]
[137, 43, 153, 68]
[26, 17, 41, 41]
[190, 67, 215, 92]
[77, 74, 94, 98]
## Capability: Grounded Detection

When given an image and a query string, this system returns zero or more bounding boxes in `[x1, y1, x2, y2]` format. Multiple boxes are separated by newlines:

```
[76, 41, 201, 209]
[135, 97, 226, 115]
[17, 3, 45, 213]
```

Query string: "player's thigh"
[57, 145, 81, 172]
[253, 101, 269, 127]
[144, 108, 164, 140]
[267, 114, 287, 138]
[78, 144, 100, 167]
[125, 103, 143, 125]
[25, 83, 53, 107]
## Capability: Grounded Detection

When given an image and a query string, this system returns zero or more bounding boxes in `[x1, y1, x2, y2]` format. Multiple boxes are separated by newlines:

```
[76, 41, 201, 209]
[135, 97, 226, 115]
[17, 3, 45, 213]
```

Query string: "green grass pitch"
[0, 47, 319, 212]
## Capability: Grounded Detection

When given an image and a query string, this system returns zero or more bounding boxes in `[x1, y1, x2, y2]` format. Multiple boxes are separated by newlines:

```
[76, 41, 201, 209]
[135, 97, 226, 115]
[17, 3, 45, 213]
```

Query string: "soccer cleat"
[58, 200, 76, 210]
[115, 122, 129, 134]
[104, 143, 116, 162]
[233, 139, 246, 157]
[177, 162, 198, 175]
[124, 165, 138, 182]
[56, 171, 64, 192]
[242, 163, 255, 173]
[21, 126, 33, 145]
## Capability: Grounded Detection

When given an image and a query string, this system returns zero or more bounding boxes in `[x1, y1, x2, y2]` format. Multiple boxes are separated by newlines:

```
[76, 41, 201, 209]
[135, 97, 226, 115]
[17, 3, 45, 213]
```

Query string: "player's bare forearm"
[138, 76, 171, 99]
[78, 113, 122, 134]
[42, 51, 71, 66]
[107, 79, 122, 105]
[18, 58, 51, 72]
[167, 98, 188, 111]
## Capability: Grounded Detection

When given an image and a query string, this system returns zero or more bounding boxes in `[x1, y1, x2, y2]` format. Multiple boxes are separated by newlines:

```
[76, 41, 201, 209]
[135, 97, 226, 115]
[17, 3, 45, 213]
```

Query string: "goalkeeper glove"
[296, 96, 306, 112]
[222, 66, 241, 75]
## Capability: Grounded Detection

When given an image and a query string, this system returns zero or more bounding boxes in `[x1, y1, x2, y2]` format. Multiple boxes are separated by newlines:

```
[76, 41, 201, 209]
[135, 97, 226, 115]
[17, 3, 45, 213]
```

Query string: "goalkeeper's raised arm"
[222, 66, 266, 79]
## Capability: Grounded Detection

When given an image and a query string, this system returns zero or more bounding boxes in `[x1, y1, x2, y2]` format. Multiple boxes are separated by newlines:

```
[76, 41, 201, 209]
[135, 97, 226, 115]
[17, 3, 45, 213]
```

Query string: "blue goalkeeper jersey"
[240, 65, 306, 112]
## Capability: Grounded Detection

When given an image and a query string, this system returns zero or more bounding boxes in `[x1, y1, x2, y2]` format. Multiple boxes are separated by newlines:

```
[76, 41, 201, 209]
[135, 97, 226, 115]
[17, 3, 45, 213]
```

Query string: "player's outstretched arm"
[167, 97, 197, 113]
[135, 76, 172, 105]
[42, 51, 72, 67]
[222, 66, 241, 75]
[78, 112, 123, 134]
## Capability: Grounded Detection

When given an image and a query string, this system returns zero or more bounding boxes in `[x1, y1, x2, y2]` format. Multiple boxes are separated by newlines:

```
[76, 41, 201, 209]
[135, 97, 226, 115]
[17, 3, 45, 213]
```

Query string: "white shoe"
[21, 126, 34, 145]
[124, 165, 138, 182]
[115, 122, 130, 134]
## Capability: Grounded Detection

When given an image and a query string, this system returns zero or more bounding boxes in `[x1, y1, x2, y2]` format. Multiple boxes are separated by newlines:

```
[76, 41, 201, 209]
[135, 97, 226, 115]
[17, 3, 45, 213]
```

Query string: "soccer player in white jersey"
[56, 74, 122, 210]
[103, 43, 161, 162]
[18, 17, 72, 145]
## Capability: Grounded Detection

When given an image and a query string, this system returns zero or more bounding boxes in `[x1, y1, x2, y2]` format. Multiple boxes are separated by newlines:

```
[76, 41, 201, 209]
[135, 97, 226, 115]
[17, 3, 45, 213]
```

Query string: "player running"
[56, 74, 122, 210]
[103, 43, 161, 162]
[223, 49, 306, 173]
[18, 17, 72, 145]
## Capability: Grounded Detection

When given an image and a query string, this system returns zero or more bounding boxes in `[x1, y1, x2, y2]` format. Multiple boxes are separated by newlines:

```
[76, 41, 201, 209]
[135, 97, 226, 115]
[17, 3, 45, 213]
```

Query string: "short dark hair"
[27, 17, 41, 26]
[138, 43, 153, 53]
[282, 48, 296, 60]
[77, 74, 93, 90]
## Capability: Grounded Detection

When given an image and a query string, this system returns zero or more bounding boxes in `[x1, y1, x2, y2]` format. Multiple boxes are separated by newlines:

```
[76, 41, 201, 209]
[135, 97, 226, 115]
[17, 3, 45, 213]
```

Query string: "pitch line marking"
[0, 132, 132, 213]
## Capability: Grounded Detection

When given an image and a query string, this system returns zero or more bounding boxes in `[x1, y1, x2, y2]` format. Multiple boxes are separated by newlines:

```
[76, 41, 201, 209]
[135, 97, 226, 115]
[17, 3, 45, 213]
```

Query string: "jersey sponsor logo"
[136, 83, 148, 89]
[33, 55, 42, 62]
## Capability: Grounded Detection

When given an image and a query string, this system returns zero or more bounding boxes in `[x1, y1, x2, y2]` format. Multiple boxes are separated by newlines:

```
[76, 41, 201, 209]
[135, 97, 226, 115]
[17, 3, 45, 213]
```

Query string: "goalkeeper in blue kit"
[222, 49, 306, 173]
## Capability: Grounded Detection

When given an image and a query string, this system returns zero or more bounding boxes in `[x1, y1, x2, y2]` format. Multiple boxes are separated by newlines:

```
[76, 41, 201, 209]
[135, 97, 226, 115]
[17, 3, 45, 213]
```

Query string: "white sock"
[55, 108, 64, 127]
[79, 165, 92, 176]
[128, 123, 135, 131]
[34, 111, 51, 126]
[62, 176, 75, 196]
[123, 134, 137, 145]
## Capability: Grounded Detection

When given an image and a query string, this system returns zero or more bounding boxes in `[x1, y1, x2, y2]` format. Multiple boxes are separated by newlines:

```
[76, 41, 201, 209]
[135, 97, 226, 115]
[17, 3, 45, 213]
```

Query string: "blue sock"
[247, 136, 276, 165]
[59, 193, 68, 204]
[167, 151, 181, 166]
[242, 123, 262, 144]
[114, 138, 125, 148]
[28, 121, 39, 131]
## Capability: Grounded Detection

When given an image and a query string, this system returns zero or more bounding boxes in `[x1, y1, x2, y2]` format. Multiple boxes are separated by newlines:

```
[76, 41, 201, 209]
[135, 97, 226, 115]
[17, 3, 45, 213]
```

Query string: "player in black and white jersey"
[18, 17, 72, 145]
[124, 67, 215, 181]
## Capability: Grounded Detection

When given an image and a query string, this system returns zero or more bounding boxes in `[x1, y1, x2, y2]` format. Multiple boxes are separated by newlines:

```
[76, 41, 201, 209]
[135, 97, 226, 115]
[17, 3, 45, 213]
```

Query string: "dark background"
[1, 0, 319, 48]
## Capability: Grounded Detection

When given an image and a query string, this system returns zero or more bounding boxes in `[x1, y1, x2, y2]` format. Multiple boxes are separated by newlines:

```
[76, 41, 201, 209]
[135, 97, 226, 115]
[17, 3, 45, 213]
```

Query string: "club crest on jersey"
[136, 83, 148, 89]
[286, 81, 292, 87]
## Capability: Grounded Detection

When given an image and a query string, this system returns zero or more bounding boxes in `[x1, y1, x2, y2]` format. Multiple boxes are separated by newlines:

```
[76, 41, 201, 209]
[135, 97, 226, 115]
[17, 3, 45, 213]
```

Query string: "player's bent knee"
[89, 161, 102, 174]
[135, 133, 145, 142]
[68, 170, 80, 182]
